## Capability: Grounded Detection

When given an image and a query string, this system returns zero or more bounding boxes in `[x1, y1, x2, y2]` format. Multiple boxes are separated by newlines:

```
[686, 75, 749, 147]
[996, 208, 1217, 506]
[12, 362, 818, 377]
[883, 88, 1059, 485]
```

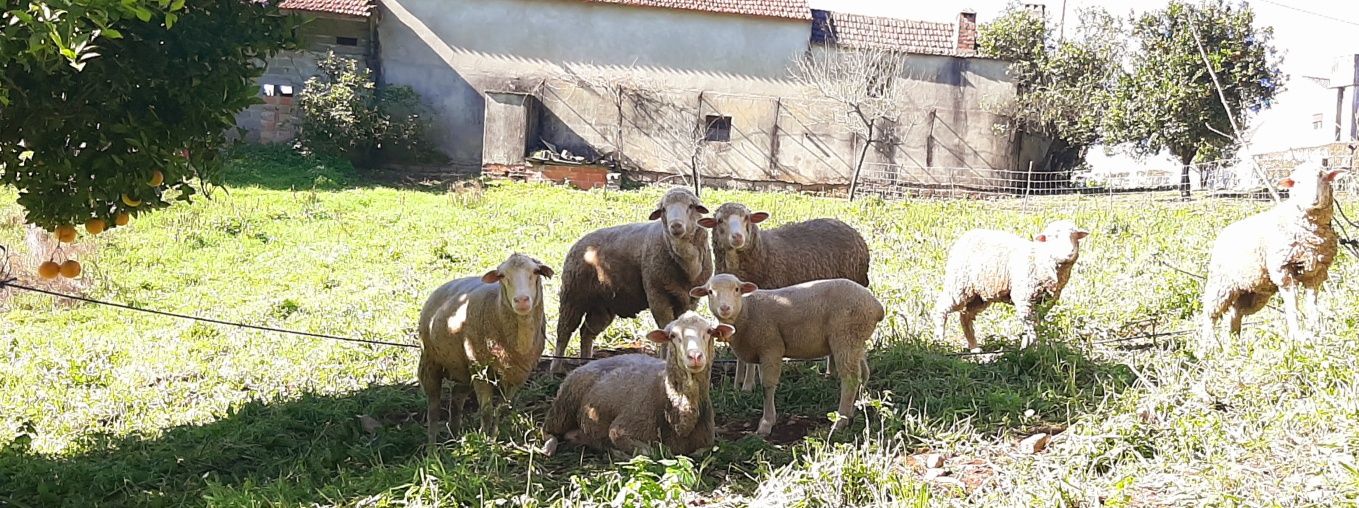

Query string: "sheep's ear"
[689, 286, 711, 298]
[1325, 169, 1350, 182]
[645, 330, 670, 343]
[481, 270, 503, 283]
[697, 217, 718, 229]
[711, 324, 736, 342]
[1072, 229, 1089, 240]
[693, 204, 710, 214]
[1034, 234, 1048, 243]
[648, 208, 664, 221]
[749, 212, 770, 224]
[1278, 177, 1295, 189]
[535, 264, 555, 278]
[739, 282, 758, 294]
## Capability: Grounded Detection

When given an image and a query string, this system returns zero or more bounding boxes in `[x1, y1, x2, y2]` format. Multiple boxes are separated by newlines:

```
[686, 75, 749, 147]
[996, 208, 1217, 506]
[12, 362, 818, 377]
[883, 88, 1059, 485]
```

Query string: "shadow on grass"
[222, 144, 474, 192]
[0, 341, 1131, 506]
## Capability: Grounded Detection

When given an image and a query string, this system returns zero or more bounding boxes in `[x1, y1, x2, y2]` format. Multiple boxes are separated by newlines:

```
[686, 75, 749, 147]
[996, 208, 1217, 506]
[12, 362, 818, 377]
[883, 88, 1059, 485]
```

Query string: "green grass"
[2, 145, 1358, 506]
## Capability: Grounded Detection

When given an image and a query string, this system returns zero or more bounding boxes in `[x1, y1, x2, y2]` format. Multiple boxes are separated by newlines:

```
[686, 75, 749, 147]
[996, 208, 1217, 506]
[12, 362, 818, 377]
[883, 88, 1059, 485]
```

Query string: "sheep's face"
[1280, 164, 1349, 211]
[482, 253, 554, 316]
[690, 274, 757, 321]
[1034, 220, 1089, 264]
[647, 311, 733, 373]
[699, 203, 768, 250]
[649, 188, 709, 239]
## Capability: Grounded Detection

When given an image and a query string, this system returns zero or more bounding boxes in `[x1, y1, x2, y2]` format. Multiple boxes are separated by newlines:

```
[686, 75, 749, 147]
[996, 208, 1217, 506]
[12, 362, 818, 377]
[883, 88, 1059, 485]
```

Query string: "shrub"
[296, 53, 436, 165]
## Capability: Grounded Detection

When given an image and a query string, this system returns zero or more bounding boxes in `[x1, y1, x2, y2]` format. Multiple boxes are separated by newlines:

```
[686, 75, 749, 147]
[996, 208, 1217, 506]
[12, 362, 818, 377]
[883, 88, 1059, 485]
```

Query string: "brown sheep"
[417, 253, 554, 443]
[541, 311, 731, 456]
[551, 187, 713, 373]
[698, 202, 870, 388]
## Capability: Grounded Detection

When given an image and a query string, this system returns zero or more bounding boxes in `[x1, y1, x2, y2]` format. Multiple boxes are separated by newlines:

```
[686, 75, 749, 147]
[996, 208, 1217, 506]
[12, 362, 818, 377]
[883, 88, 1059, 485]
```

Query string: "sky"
[806, 0, 1359, 164]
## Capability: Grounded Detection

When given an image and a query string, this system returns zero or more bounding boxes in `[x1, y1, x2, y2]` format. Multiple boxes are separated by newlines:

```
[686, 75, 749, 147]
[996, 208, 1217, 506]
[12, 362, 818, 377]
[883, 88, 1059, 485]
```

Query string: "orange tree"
[0, 1, 298, 231]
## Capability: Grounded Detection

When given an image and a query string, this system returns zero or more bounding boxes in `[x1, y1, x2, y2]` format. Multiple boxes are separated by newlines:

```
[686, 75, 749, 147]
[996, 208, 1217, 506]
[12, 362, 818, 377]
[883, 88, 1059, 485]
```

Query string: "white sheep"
[1202, 164, 1350, 342]
[690, 274, 883, 437]
[932, 220, 1089, 350]
[541, 311, 731, 456]
[417, 253, 554, 443]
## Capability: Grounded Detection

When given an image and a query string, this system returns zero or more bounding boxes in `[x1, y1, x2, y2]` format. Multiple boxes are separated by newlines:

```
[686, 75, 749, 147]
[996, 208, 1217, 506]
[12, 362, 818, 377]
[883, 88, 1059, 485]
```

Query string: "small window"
[1312, 113, 1324, 130]
[704, 115, 732, 142]
[278, 85, 295, 97]
[335, 36, 359, 46]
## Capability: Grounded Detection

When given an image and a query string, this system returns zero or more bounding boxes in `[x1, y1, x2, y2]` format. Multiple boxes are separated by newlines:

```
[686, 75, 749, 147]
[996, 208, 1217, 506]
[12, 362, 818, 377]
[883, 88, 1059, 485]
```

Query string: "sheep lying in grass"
[698, 203, 871, 390]
[552, 188, 713, 373]
[690, 274, 883, 437]
[1202, 164, 1350, 342]
[417, 253, 554, 443]
[932, 220, 1089, 351]
[541, 311, 730, 457]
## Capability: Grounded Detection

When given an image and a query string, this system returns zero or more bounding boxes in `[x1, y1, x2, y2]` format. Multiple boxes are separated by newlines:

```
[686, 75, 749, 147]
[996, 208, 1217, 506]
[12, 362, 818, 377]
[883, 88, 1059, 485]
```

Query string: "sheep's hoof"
[549, 360, 567, 375]
[755, 420, 775, 438]
[969, 347, 982, 354]
[542, 436, 559, 457]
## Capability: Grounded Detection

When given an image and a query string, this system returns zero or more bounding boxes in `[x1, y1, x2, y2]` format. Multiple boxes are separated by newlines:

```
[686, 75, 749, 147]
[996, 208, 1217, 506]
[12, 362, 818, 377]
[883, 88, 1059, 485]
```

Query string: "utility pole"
[1059, 0, 1068, 41]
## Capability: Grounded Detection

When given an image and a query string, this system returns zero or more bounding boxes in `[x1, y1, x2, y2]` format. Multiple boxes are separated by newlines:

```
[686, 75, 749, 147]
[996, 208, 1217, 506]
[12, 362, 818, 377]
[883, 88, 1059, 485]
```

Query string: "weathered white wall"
[379, 0, 810, 167]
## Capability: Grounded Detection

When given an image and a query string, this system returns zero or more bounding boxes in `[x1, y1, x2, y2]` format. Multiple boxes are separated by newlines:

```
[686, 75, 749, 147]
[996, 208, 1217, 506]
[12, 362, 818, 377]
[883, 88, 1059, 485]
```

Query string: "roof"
[581, 0, 811, 21]
[278, 0, 373, 17]
[811, 9, 959, 56]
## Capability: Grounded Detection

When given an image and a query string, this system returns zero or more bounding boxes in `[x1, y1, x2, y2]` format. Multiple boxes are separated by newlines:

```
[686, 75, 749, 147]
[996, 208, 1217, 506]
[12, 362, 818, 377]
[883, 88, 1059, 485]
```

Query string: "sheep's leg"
[552, 303, 586, 374]
[472, 378, 498, 437]
[829, 350, 864, 435]
[1015, 300, 1038, 349]
[1280, 284, 1302, 340]
[446, 385, 471, 435]
[608, 418, 656, 456]
[756, 359, 783, 437]
[419, 358, 445, 445]
[647, 294, 678, 360]
[825, 355, 836, 378]
[1304, 285, 1322, 335]
[931, 294, 961, 343]
[578, 310, 615, 366]
[740, 361, 759, 392]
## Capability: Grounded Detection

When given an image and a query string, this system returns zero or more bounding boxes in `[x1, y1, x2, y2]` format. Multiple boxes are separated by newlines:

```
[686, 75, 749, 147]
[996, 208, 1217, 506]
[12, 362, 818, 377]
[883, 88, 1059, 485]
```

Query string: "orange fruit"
[60, 260, 82, 278]
[121, 194, 142, 207]
[55, 224, 78, 243]
[114, 211, 131, 226]
[38, 261, 61, 280]
[148, 170, 165, 187]
[85, 218, 107, 235]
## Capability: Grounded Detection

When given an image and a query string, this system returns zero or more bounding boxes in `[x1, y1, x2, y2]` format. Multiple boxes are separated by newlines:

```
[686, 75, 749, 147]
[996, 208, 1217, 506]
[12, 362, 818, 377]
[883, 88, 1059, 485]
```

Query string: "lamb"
[932, 220, 1090, 351]
[551, 187, 713, 374]
[689, 274, 883, 436]
[698, 203, 871, 389]
[417, 253, 554, 444]
[1202, 164, 1350, 342]
[541, 311, 731, 456]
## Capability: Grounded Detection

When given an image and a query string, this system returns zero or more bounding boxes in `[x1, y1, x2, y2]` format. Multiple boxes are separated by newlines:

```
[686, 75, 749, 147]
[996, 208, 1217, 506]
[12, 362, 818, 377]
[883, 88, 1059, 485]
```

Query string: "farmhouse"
[242, 0, 1047, 192]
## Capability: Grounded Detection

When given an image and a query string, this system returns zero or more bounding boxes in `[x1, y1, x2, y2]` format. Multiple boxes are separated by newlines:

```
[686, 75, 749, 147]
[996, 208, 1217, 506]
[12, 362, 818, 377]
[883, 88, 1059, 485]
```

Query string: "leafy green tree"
[979, 7, 1125, 175]
[1106, 0, 1283, 197]
[296, 53, 434, 166]
[0, 1, 298, 231]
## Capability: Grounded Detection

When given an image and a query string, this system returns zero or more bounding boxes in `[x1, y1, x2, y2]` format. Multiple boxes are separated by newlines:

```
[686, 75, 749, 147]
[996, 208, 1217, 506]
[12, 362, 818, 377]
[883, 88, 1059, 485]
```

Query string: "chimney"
[956, 10, 978, 54]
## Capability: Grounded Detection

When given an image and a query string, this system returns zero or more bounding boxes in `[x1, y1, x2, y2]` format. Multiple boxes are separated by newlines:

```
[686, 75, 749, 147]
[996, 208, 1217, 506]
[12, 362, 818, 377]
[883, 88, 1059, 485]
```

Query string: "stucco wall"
[379, 0, 810, 168]
[378, 0, 1029, 189]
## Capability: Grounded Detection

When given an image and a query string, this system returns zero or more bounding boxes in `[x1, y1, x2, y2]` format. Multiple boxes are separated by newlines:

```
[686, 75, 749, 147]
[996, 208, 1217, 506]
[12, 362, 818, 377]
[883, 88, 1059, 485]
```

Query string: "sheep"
[697, 203, 871, 389]
[417, 253, 554, 444]
[1202, 164, 1350, 342]
[932, 220, 1090, 351]
[551, 187, 713, 374]
[689, 274, 883, 437]
[541, 311, 731, 457]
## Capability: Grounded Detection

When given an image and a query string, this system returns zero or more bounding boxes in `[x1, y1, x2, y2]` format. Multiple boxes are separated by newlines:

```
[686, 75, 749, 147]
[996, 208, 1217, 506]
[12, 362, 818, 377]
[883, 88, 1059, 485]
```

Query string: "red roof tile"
[581, 0, 811, 21]
[279, 0, 373, 17]
[812, 9, 963, 56]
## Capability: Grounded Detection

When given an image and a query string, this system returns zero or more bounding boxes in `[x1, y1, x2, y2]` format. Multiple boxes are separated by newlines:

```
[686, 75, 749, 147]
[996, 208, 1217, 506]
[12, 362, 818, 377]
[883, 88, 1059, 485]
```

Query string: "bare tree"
[793, 47, 916, 200]
[558, 65, 716, 196]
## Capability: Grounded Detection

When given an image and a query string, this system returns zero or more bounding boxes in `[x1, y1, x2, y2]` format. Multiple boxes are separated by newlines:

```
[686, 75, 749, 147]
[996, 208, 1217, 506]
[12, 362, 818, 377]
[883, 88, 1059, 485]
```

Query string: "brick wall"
[956, 10, 977, 54]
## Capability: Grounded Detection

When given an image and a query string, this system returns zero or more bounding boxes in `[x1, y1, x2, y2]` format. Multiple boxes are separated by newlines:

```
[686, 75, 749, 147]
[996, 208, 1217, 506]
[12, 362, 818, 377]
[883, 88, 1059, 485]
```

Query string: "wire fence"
[855, 155, 1359, 208]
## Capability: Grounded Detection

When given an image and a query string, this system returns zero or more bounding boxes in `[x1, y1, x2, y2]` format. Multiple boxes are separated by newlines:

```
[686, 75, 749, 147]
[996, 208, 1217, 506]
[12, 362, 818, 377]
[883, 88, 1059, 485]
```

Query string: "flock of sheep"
[415, 163, 1350, 456]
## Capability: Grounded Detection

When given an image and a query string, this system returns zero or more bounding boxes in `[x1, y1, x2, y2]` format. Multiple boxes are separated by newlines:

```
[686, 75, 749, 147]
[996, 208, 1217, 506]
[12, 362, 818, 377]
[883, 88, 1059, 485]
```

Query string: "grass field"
[2, 146, 1358, 506]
